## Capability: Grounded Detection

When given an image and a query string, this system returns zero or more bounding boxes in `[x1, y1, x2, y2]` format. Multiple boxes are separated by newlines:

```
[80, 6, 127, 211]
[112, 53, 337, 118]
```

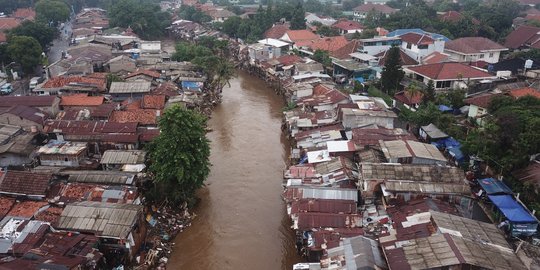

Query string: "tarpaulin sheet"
[432, 137, 461, 149]
[438, 104, 452, 112]
[181, 81, 202, 91]
[447, 147, 464, 161]
[478, 177, 513, 195]
[488, 195, 538, 223]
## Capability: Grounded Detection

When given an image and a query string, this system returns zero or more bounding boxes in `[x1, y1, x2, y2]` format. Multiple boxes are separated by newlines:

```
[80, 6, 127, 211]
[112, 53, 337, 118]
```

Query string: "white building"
[444, 37, 508, 64]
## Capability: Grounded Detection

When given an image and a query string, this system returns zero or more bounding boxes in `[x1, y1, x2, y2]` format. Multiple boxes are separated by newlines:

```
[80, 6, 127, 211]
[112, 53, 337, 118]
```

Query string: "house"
[297, 84, 350, 112]
[504, 25, 540, 50]
[340, 107, 397, 129]
[207, 8, 235, 22]
[52, 182, 138, 204]
[264, 23, 290, 39]
[444, 37, 507, 64]
[140, 40, 161, 53]
[280, 30, 319, 45]
[56, 202, 146, 257]
[39, 75, 107, 95]
[321, 235, 387, 270]
[0, 96, 60, 117]
[248, 43, 281, 63]
[353, 4, 396, 21]
[36, 140, 88, 167]
[358, 36, 401, 55]
[60, 170, 137, 185]
[282, 187, 358, 203]
[350, 127, 415, 147]
[109, 81, 152, 101]
[358, 163, 465, 199]
[375, 47, 418, 67]
[258, 38, 290, 53]
[399, 32, 445, 62]
[464, 92, 499, 124]
[419, 123, 448, 142]
[421, 51, 450, 64]
[386, 28, 450, 42]
[295, 62, 324, 76]
[0, 128, 38, 167]
[110, 109, 160, 126]
[0, 170, 52, 199]
[405, 62, 497, 91]
[333, 59, 375, 83]
[0, 105, 48, 131]
[105, 55, 137, 74]
[507, 87, 540, 99]
[332, 20, 364, 35]
[294, 124, 344, 149]
[305, 12, 337, 26]
[379, 139, 447, 165]
[393, 90, 423, 109]
[100, 149, 147, 171]
[124, 69, 162, 82]
[43, 120, 140, 152]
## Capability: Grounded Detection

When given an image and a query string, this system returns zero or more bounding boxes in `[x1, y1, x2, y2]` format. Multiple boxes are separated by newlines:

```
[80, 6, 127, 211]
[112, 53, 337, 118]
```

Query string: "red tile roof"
[139, 128, 160, 142]
[353, 3, 396, 13]
[276, 54, 303, 66]
[7, 201, 49, 218]
[400, 32, 434, 45]
[0, 18, 21, 30]
[331, 40, 360, 60]
[298, 36, 350, 53]
[376, 48, 418, 66]
[283, 30, 319, 42]
[125, 69, 161, 79]
[394, 90, 424, 105]
[110, 109, 159, 125]
[422, 51, 450, 64]
[504, 25, 540, 49]
[42, 76, 106, 91]
[445, 37, 507, 54]
[0, 196, 15, 219]
[526, 14, 540, 22]
[332, 20, 364, 31]
[407, 62, 494, 80]
[153, 82, 179, 97]
[438, 10, 480, 24]
[60, 94, 104, 106]
[264, 23, 290, 39]
[12, 8, 36, 20]
[464, 93, 500, 108]
[0, 171, 52, 197]
[142, 95, 166, 109]
[34, 206, 63, 225]
[297, 84, 349, 106]
[507, 87, 540, 99]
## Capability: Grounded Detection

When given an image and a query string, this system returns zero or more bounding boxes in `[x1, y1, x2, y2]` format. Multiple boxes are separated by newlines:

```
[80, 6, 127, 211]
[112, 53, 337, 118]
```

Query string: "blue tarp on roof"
[181, 81, 202, 91]
[447, 147, 464, 161]
[438, 105, 452, 112]
[386, 28, 451, 42]
[488, 195, 538, 223]
[478, 178, 513, 195]
[432, 137, 461, 149]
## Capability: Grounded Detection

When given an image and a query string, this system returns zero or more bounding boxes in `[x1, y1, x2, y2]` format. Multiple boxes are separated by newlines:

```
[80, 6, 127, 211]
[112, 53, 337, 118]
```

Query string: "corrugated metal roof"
[100, 150, 146, 164]
[383, 181, 470, 195]
[380, 140, 446, 162]
[284, 187, 358, 202]
[62, 170, 136, 185]
[57, 201, 142, 239]
[37, 140, 87, 155]
[109, 81, 151, 94]
[361, 163, 464, 183]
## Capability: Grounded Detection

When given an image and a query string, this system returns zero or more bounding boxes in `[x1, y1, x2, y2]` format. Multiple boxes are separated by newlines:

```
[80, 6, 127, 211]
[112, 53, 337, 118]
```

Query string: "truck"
[29, 76, 44, 90]
[0, 82, 13, 95]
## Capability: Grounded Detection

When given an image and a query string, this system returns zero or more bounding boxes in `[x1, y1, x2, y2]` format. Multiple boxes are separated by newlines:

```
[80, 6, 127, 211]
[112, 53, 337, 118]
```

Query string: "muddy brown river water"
[167, 70, 303, 269]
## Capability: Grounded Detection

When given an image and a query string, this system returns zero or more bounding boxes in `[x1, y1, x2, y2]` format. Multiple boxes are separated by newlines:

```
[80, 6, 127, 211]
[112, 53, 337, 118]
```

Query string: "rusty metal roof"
[360, 163, 464, 183]
[290, 199, 357, 214]
[100, 150, 146, 164]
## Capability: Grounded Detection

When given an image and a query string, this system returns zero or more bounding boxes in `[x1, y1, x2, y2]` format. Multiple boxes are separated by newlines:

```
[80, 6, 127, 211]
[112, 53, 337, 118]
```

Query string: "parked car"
[0, 83, 13, 95]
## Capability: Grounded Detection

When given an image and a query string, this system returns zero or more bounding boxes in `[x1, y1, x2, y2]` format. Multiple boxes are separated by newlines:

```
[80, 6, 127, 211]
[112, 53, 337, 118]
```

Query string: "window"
[479, 54, 484, 59]
[436, 81, 451, 88]
[489, 52, 494, 58]
[418, 45, 428, 49]
[406, 43, 412, 49]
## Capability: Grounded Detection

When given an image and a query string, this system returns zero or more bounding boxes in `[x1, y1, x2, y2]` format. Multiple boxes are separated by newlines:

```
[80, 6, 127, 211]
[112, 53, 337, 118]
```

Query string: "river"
[167, 70, 303, 269]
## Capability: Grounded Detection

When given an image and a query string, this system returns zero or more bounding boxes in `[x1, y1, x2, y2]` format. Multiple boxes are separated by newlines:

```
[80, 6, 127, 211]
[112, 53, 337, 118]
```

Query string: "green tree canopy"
[147, 106, 211, 204]
[8, 21, 57, 49]
[109, 0, 171, 40]
[35, 0, 70, 25]
[0, 0, 32, 14]
[312, 49, 332, 66]
[380, 46, 404, 95]
[7, 36, 42, 73]
[177, 5, 212, 23]
[290, 1, 306, 30]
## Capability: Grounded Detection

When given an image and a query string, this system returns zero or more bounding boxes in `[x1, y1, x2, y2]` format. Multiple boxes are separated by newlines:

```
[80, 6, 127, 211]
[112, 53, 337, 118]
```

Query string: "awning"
[478, 178, 513, 195]
[488, 195, 538, 223]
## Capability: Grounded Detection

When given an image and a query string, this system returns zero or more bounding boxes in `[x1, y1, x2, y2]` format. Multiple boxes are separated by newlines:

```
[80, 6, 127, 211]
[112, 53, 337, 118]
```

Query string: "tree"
[8, 21, 57, 49]
[380, 46, 404, 95]
[7, 36, 42, 73]
[177, 5, 212, 24]
[147, 106, 211, 205]
[35, 0, 70, 26]
[172, 42, 212, 62]
[109, 0, 172, 40]
[422, 80, 436, 104]
[0, 0, 32, 14]
[290, 1, 306, 30]
[312, 49, 332, 66]
[317, 25, 340, 37]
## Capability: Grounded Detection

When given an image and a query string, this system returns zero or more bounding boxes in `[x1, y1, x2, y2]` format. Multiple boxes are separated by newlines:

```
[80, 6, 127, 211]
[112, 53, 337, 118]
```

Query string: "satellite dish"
[525, 59, 533, 69]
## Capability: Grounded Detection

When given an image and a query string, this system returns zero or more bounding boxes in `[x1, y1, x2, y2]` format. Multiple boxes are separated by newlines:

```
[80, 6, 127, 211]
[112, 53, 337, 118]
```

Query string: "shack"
[100, 149, 147, 171]
[36, 140, 88, 167]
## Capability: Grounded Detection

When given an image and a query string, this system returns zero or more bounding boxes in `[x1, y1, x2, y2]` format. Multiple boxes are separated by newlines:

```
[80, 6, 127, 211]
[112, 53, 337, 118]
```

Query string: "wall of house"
[359, 40, 401, 55]
[0, 114, 42, 131]
[445, 50, 501, 64]
[0, 153, 32, 167]
[411, 157, 446, 165]
[40, 153, 84, 167]
[402, 39, 445, 62]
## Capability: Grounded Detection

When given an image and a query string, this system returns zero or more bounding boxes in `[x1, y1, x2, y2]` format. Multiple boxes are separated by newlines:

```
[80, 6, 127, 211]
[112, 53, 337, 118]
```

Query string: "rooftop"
[141, 95, 166, 109]
[445, 37, 507, 54]
[37, 140, 87, 156]
[60, 94, 104, 106]
[0, 96, 58, 108]
[360, 163, 464, 182]
[110, 109, 159, 125]
[507, 87, 540, 99]
[42, 76, 106, 91]
[61, 170, 136, 185]
[0, 171, 52, 197]
[100, 150, 147, 164]
[57, 201, 143, 239]
[399, 32, 435, 45]
[406, 62, 495, 80]
[379, 140, 447, 162]
[0, 105, 49, 125]
[351, 127, 415, 146]
[109, 81, 152, 94]
[354, 3, 397, 13]
[282, 30, 319, 42]
[464, 92, 500, 108]
[6, 200, 49, 218]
